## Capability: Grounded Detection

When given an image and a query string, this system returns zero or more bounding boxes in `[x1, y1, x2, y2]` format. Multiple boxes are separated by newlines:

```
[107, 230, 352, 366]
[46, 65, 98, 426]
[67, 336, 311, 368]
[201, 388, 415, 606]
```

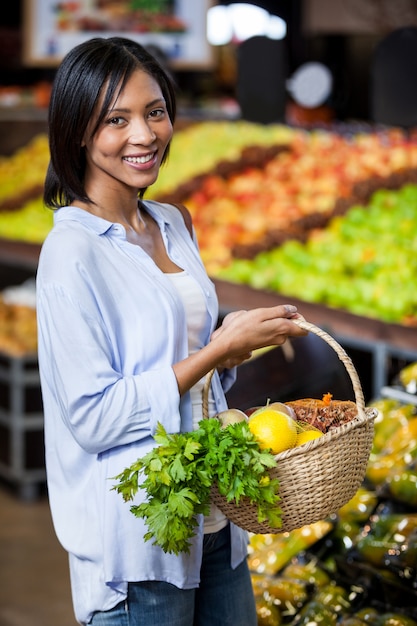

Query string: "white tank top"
[166, 270, 228, 534]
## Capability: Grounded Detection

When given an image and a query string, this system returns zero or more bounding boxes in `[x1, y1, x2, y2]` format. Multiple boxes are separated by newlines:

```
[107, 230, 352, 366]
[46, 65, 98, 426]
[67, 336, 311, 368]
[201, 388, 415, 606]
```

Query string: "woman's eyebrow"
[109, 98, 166, 114]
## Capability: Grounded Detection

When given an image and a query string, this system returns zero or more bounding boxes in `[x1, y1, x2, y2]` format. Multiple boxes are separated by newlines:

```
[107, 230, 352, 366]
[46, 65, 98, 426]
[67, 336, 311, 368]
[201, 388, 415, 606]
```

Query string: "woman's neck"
[73, 195, 144, 231]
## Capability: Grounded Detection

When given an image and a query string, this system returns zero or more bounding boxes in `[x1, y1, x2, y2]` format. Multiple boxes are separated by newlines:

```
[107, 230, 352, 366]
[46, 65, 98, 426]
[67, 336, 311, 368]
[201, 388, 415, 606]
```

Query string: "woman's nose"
[129, 120, 156, 145]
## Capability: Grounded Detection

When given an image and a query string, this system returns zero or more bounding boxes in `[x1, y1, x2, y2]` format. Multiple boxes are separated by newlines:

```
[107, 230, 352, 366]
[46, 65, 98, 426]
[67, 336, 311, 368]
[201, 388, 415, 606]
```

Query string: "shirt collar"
[54, 205, 114, 235]
[53, 202, 171, 236]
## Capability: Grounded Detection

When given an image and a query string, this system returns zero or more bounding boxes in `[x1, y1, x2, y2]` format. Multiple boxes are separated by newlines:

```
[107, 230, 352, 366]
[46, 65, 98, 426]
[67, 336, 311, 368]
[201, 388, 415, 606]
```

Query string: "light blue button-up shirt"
[36, 201, 249, 624]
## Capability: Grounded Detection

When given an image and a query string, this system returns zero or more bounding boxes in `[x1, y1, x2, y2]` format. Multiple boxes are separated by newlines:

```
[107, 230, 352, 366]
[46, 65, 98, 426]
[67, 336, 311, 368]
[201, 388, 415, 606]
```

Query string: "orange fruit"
[248, 409, 298, 454]
[296, 430, 323, 447]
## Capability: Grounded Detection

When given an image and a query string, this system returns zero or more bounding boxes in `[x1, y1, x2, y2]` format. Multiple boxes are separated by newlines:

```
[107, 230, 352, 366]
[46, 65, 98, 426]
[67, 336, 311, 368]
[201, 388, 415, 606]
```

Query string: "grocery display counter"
[214, 277, 417, 399]
[1, 237, 416, 396]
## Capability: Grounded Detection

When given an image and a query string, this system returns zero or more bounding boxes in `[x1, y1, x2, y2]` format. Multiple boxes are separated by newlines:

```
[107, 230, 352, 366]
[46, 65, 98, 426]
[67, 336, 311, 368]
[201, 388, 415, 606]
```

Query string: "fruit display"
[0, 196, 54, 243]
[2, 121, 417, 328]
[365, 396, 417, 493]
[162, 129, 417, 274]
[0, 134, 49, 210]
[219, 184, 417, 325]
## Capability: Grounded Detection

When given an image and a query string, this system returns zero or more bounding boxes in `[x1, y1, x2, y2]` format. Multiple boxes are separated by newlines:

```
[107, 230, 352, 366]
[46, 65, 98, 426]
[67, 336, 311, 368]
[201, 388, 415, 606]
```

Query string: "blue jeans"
[89, 525, 256, 626]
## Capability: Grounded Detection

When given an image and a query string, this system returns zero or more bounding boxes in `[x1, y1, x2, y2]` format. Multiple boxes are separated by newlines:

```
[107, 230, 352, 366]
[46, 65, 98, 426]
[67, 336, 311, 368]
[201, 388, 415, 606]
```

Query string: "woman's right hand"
[210, 304, 307, 370]
[173, 305, 308, 396]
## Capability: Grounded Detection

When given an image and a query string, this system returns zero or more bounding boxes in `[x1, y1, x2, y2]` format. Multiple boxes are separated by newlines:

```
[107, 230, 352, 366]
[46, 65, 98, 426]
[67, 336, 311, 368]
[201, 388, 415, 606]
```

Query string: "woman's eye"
[149, 108, 165, 119]
[107, 116, 125, 126]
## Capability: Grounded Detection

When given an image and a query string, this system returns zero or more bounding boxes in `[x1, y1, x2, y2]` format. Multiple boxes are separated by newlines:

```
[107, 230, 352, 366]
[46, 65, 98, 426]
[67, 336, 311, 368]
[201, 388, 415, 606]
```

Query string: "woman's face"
[82, 68, 173, 198]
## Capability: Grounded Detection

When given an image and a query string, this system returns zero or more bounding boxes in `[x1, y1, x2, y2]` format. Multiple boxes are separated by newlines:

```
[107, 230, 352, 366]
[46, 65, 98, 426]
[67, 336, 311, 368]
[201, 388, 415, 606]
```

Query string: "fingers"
[242, 305, 306, 334]
[247, 307, 309, 345]
[210, 305, 308, 365]
[283, 304, 299, 317]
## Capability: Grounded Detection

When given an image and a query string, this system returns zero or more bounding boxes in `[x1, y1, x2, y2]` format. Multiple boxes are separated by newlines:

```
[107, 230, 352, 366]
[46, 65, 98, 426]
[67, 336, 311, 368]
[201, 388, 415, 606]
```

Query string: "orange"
[248, 409, 298, 454]
[296, 430, 323, 447]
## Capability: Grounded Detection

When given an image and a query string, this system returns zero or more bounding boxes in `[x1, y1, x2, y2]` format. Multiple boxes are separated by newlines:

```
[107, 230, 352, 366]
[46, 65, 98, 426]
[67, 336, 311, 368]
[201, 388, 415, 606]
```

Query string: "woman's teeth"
[124, 154, 154, 164]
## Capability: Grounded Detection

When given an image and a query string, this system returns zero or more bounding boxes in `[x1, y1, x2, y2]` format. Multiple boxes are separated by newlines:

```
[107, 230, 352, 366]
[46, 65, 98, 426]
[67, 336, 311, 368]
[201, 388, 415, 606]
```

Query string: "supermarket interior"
[1, 1, 417, 625]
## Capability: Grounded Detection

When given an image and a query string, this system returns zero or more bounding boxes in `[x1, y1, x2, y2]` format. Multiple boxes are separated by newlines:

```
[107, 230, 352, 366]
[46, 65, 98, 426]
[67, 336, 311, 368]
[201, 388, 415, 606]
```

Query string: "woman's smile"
[123, 151, 158, 169]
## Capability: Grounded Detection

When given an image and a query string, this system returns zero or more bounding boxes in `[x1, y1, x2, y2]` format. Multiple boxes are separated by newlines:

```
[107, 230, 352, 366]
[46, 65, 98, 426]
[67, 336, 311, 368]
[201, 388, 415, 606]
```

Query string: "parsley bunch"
[112, 418, 282, 555]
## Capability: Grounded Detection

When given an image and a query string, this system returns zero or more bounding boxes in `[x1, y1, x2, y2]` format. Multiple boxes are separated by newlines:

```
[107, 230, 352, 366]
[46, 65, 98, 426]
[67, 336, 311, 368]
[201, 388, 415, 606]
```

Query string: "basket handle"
[202, 318, 366, 420]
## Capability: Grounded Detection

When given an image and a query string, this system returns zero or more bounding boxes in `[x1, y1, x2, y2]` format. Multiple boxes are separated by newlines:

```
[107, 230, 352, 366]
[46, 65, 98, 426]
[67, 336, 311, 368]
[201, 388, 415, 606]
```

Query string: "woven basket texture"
[204, 319, 376, 534]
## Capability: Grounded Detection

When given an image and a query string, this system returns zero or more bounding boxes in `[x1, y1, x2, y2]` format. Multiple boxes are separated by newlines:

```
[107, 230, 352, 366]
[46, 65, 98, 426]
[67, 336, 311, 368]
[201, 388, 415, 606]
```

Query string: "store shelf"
[0, 239, 41, 271]
[380, 385, 417, 405]
[214, 278, 417, 400]
[0, 351, 45, 501]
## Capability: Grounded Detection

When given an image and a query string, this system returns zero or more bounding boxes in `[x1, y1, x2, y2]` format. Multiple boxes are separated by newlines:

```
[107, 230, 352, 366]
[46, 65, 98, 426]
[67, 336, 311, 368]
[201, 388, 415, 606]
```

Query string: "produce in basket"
[248, 405, 298, 454]
[208, 320, 377, 535]
[112, 418, 283, 555]
[113, 320, 376, 551]
[286, 395, 359, 433]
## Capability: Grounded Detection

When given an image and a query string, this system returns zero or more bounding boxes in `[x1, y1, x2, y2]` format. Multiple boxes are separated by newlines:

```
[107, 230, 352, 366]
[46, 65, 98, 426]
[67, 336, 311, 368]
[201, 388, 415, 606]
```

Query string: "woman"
[36, 37, 307, 626]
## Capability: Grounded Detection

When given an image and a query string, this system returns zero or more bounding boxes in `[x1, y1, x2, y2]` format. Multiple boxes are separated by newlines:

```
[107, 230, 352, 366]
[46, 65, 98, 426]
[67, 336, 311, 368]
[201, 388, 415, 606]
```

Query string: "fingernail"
[285, 304, 297, 312]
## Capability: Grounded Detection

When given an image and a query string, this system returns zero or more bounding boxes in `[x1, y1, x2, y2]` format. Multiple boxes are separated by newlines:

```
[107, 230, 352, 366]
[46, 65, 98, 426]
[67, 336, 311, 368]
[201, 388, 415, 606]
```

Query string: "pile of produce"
[112, 400, 337, 554]
[0, 134, 49, 211]
[160, 129, 417, 274]
[218, 184, 417, 325]
[2, 122, 417, 326]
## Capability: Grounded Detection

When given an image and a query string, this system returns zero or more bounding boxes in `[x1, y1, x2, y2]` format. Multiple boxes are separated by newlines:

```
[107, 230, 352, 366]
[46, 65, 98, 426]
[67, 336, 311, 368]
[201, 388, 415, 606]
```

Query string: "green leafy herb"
[112, 418, 282, 554]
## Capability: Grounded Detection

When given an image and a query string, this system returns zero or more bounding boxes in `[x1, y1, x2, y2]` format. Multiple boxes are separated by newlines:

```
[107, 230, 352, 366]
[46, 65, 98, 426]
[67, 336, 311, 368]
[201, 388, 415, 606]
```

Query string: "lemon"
[248, 409, 298, 454]
[296, 430, 324, 447]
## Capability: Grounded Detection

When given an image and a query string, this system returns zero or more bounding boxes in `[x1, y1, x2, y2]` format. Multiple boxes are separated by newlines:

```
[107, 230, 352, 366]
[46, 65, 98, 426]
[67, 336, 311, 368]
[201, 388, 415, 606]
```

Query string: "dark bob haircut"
[44, 37, 177, 209]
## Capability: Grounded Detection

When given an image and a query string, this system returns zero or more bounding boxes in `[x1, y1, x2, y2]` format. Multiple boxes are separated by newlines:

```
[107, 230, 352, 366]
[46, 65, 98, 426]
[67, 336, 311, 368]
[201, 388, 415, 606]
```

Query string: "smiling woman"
[44, 37, 176, 210]
[36, 35, 307, 626]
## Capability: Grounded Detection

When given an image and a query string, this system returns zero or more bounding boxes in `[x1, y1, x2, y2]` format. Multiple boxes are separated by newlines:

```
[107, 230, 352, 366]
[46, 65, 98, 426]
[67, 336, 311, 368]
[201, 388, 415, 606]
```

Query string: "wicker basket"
[203, 319, 377, 534]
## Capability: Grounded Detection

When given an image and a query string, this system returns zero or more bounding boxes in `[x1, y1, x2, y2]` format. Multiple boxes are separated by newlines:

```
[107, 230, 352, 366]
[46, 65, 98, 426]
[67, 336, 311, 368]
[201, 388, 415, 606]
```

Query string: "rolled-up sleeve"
[37, 282, 182, 454]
